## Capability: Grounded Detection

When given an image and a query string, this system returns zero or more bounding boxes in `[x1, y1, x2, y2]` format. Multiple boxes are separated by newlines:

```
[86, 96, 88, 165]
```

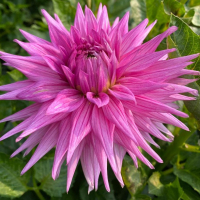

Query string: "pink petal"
[86, 92, 109, 108]
[0, 103, 41, 123]
[47, 89, 84, 115]
[0, 80, 33, 92]
[117, 77, 167, 95]
[21, 123, 59, 174]
[91, 133, 110, 192]
[1, 55, 60, 81]
[121, 18, 149, 55]
[108, 84, 136, 102]
[52, 116, 71, 180]
[14, 40, 62, 58]
[67, 139, 85, 192]
[43, 55, 64, 75]
[61, 65, 75, 88]
[74, 3, 86, 37]
[0, 113, 37, 141]
[81, 142, 95, 192]
[19, 29, 51, 45]
[92, 106, 119, 177]
[67, 100, 93, 163]
[17, 81, 67, 102]
[102, 96, 136, 142]
[16, 101, 68, 140]
[11, 126, 48, 157]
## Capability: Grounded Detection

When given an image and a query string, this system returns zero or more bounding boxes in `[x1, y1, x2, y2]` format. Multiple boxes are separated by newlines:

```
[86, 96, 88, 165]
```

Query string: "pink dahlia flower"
[0, 3, 199, 192]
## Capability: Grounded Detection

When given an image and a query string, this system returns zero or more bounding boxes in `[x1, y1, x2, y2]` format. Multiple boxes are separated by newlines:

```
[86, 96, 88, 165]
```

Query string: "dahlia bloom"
[0, 3, 199, 192]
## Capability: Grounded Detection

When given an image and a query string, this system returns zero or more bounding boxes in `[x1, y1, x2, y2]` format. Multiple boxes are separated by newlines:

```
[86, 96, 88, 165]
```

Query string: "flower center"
[66, 40, 111, 96]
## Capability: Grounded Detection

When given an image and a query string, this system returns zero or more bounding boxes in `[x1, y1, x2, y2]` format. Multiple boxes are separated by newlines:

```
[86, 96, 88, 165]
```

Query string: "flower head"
[0, 3, 199, 192]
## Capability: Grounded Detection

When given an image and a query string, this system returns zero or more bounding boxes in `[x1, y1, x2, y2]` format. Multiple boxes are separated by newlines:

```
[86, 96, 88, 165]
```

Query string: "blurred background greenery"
[0, 0, 200, 199]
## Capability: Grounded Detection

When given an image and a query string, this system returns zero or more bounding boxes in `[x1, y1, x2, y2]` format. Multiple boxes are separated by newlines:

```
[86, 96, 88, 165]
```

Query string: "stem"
[156, 130, 193, 171]
[33, 174, 45, 200]
[34, 189, 45, 200]
[180, 143, 200, 153]
[162, 163, 185, 176]
[162, 167, 173, 176]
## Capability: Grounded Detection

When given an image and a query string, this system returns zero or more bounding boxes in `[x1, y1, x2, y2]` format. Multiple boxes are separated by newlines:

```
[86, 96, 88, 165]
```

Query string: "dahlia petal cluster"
[0, 3, 199, 192]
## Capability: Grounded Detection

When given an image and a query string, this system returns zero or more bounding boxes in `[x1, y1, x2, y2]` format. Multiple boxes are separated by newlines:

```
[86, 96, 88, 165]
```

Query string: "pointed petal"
[11, 126, 48, 157]
[17, 81, 67, 102]
[102, 96, 136, 142]
[0, 55, 60, 81]
[19, 29, 51, 45]
[14, 40, 61, 58]
[121, 18, 149, 55]
[61, 65, 75, 88]
[17, 101, 68, 140]
[47, 89, 84, 115]
[0, 103, 41, 123]
[81, 142, 95, 192]
[117, 77, 167, 95]
[86, 92, 109, 108]
[92, 106, 119, 177]
[108, 84, 136, 102]
[21, 123, 59, 174]
[43, 55, 64, 75]
[66, 139, 85, 192]
[0, 114, 37, 141]
[92, 134, 110, 192]
[0, 80, 33, 92]
[67, 100, 93, 163]
[52, 116, 71, 180]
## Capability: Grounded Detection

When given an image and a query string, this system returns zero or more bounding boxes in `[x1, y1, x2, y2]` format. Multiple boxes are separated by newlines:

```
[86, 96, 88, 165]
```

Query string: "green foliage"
[163, 0, 185, 17]
[79, 181, 116, 200]
[0, 153, 31, 198]
[0, 0, 200, 199]
[169, 14, 200, 71]
[121, 156, 145, 196]
[52, 0, 76, 30]
[34, 152, 69, 197]
[129, 0, 146, 28]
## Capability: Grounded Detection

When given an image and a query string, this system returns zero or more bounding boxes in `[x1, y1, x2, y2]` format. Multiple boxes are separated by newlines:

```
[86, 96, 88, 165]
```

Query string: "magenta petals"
[47, 89, 84, 114]
[0, 2, 199, 193]
[86, 92, 109, 107]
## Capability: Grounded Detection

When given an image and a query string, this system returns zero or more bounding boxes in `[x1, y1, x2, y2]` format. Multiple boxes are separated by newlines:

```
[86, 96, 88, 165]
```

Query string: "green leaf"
[108, 0, 131, 22]
[148, 172, 164, 196]
[163, 178, 190, 200]
[182, 9, 195, 24]
[7, 69, 24, 82]
[163, 0, 185, 17]
[52, 0, 76, 30]
[0, 152, 31, 198]
[51, 191, 79, 200]
[169, 14, 200, 71]
[121, 155, 144, 196]
[189, 0, 200, 7]
[33, 152, 69, 197]
[130, 194, 152, 200]
[192, 6, 200, 26]
[129, 0, 146, 28]
[180, 180, 200, 200]
[174, 162, 200, 194]
[145, 0, 170, 39]
[79, 181, 116, 200]
[167, 36, 179, 59]
[0, 100, 12, 131]
[184, 81, 200, 124]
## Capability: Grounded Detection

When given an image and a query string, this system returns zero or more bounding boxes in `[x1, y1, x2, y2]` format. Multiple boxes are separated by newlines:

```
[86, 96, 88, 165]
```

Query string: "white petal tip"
[16, 137, 22, 142]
